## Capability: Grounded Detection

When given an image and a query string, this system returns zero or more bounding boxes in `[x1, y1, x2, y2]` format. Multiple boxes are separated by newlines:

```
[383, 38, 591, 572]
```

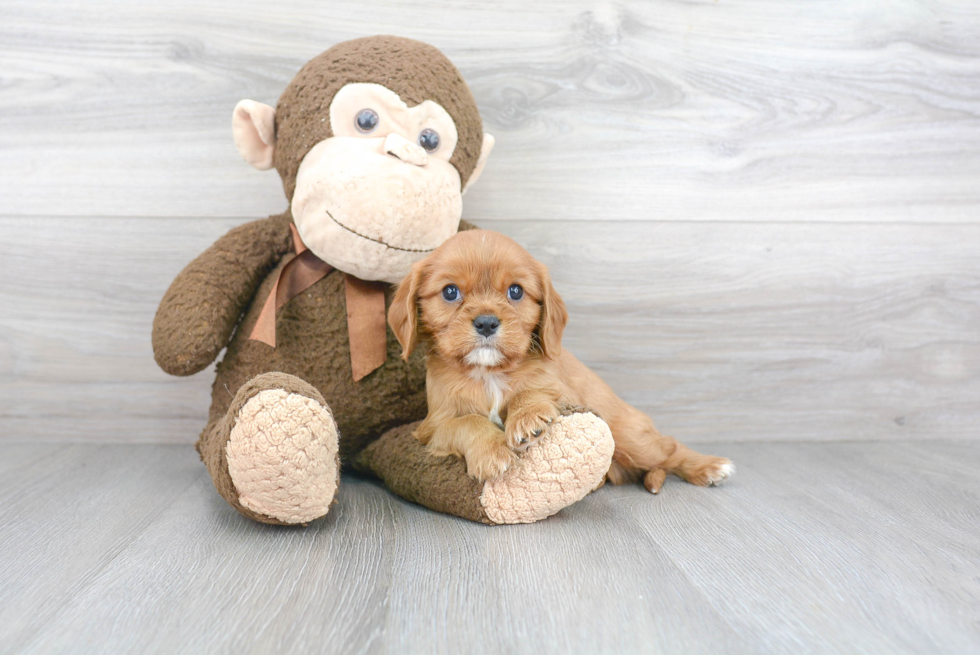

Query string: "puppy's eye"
[442, 284, 461, 302]
[355, 108, 379, 133]
[508, 284, 524, 301]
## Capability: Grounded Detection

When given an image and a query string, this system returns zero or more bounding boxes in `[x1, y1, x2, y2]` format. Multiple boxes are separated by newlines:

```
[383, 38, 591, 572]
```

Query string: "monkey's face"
[289, 83, 464, 283]
[232, 37, 494, 284]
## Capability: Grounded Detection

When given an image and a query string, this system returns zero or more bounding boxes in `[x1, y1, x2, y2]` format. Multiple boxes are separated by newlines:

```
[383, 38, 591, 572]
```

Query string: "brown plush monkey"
[152, 36, 614, 526]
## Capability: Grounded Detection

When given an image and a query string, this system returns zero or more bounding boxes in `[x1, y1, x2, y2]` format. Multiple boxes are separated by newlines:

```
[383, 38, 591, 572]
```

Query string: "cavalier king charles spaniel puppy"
[388, 229, 734, 490]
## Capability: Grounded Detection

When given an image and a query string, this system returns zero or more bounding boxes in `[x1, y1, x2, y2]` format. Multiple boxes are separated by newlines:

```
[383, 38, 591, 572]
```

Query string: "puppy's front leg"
[505, 391, 560, 450]
[419, 415, 515, 482]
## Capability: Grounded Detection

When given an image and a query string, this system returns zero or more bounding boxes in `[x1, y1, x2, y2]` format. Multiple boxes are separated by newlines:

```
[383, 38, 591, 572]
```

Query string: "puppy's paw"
[506, 402, 560, 451]
[466, 442, 516, 482]
[686, 457, 735, 487]
[643, 468, 667, 494]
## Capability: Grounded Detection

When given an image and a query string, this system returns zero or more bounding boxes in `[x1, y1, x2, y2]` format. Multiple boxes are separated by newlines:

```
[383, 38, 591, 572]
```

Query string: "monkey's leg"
[196, 372, 340, 525]
[354, 409, 615, 524]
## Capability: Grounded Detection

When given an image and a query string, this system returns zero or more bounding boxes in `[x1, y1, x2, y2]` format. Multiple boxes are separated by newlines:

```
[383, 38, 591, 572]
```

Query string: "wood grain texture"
[1, 0, 979, 221]
[0, 445, 205, 653]
[2, 216, 977, 444]
[3, 5, 977, 652]
[1, 441, 978, 654]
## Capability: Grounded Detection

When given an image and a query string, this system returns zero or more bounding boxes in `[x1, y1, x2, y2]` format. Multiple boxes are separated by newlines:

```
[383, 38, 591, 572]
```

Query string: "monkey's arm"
[152, 212, 293, 376]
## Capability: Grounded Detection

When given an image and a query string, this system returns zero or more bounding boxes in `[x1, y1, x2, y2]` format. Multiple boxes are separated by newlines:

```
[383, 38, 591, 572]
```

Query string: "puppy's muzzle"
[473, 314, 500, 338]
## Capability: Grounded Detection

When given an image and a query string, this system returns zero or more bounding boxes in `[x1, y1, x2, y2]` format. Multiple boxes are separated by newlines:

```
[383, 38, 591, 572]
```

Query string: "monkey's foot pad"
[226, 389, 340, 524]
[480, 412, 615, 524]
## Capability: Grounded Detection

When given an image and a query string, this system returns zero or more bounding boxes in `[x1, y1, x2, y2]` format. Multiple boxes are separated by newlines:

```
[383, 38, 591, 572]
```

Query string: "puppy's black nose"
[473, 314, 500, 337]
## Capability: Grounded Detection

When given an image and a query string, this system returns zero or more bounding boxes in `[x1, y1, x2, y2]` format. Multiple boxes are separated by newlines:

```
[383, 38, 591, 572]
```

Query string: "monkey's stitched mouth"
[325, 210, 437, 254]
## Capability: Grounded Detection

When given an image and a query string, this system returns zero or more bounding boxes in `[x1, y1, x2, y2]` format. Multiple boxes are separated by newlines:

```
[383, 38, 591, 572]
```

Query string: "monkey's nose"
[473, 314, 500, 338]
[384, 133, 428, 167]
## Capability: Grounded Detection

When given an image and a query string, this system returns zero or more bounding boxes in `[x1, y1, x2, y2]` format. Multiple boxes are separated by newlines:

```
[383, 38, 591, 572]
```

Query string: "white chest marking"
[469, 368, 509, 429]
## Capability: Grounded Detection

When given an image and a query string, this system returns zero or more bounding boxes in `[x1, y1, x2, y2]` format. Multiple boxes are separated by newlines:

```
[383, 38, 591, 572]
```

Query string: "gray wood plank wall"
[2, 0, 978, 444]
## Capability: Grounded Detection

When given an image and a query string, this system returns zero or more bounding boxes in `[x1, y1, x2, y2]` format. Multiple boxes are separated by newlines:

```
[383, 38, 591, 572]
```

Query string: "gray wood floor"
[1, 441, 978, 654]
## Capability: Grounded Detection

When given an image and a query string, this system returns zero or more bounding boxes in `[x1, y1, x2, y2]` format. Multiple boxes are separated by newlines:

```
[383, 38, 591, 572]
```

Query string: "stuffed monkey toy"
[152, 36, 614, 525]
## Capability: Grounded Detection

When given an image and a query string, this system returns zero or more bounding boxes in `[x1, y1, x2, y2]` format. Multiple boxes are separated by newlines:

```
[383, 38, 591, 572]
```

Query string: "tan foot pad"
[480, 412, 615, 525]
[226, 389, 340, 524]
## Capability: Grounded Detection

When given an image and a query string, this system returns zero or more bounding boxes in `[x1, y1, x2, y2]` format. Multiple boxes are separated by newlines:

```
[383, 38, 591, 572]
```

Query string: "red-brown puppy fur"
[389, 230, 734, 490]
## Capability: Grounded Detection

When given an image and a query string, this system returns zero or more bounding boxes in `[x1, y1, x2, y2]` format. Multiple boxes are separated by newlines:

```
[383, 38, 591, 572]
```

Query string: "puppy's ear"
[536, 262, 568, 360]
[389, 260, 426, 360]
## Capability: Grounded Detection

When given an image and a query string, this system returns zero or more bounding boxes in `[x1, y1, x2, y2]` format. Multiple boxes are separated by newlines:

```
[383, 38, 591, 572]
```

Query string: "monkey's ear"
[536, 261, 568, 360]
[462, 133, 495, 195]
[232, 100, 276, 170]
[389, 261, 426, 360]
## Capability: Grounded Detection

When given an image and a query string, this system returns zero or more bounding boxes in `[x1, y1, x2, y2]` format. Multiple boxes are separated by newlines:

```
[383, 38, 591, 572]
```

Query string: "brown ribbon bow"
[249, 224, 388, 381]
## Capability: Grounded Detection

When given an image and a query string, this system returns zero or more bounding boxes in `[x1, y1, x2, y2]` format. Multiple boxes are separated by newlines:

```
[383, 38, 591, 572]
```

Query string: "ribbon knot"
[249, 224, 388, 381]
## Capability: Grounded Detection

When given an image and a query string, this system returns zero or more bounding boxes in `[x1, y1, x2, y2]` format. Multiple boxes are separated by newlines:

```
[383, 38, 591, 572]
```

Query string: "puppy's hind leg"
[659, 443, 735, 487]
[610, 409, 734, 490]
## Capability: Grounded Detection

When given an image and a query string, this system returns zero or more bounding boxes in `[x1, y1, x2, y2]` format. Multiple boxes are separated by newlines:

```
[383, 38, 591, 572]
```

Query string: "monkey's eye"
[442, 284, 461, 302]
[355, 108, 379, 133]
[419, 128, 440, 152]
[508, 284, 524, 301]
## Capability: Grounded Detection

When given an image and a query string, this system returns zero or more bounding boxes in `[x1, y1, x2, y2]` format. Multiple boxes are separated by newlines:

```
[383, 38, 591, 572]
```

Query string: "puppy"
[388, 230, 734, 491]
